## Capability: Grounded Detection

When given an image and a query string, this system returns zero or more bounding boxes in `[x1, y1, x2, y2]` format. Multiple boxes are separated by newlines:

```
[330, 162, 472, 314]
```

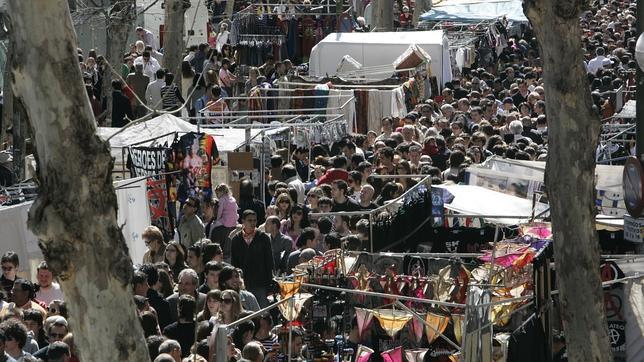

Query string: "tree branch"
[138, 0, 161, 16]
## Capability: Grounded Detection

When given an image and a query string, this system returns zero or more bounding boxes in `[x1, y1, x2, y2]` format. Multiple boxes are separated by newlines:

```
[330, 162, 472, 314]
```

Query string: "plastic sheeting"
[0, 177, 151, 278]
[0, 201, 42, 281]
[114, 176, 151, 265]
[308, 30, 452, 86]
[420, 0, 528, 23]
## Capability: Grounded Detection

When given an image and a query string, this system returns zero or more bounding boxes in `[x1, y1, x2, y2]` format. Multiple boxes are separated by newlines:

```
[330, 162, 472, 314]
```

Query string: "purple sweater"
[214, 194, 239, 228]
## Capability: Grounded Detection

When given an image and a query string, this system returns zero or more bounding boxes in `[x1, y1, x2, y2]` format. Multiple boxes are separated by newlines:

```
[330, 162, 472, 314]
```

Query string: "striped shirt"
[161, 84, 181, 110]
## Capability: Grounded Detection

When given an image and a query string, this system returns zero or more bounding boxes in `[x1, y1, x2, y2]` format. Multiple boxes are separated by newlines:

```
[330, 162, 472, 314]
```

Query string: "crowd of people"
[0, 0, 637, 361]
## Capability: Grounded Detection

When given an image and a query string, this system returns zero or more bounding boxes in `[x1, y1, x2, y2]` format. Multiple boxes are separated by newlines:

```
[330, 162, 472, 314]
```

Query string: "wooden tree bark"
[163, 0, 186, 86]
[523, 0, 612, 361]
[372, 0, 394, 32]
[103, 0, 137, 126]
[7, 1, 149, 361]
[412, 0, 431, 26]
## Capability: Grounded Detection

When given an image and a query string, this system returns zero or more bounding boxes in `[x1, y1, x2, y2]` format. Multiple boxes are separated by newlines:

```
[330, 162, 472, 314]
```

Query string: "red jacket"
[317, 169, 349, 185]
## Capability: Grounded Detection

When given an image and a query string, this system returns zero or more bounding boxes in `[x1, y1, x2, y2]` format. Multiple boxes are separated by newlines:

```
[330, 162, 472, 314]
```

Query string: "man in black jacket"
[231, 210, 274, 308]
[102, 79, 133, 127]
[139, 264, 172, 330]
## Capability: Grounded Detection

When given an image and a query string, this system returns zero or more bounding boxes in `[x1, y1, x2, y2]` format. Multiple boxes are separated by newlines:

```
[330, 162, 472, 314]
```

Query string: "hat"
[503, 97, 514, 104]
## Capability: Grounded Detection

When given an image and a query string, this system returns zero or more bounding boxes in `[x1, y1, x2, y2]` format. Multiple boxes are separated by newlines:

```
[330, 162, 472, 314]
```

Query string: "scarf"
[242, 227, 256, 245]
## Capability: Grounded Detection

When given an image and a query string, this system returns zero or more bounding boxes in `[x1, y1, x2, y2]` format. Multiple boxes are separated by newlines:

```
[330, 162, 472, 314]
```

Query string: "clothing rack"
[237, 34, 285, 39]
[279, 80, 401, 89]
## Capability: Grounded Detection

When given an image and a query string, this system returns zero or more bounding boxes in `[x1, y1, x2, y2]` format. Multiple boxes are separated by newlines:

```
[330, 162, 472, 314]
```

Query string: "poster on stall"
[168, 132, 220, 203]
[601, 261, 627, 361]
[128, 146, 174, 239]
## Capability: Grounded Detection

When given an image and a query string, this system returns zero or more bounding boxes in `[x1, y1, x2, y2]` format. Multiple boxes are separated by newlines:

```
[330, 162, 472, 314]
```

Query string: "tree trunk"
[103, 0, 136, 126]
[523, 1, 612, 361]
[6, 1, 149, 361]
[11, 99, 27, 182]
[412, 0, 430, 26]
[372, 0, 394, 32]
[163, 0, 186, 88]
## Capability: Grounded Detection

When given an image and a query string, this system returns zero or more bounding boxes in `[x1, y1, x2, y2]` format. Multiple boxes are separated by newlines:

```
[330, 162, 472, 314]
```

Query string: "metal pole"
[488, 226, 500, 282]
[300, 282, 465, 308]
[260, 130, 266, 205]
[369, 213, 374, 252]
[637, 0, 644, 161]
[637, 0, 644, 255]
[214, 325, 228, 362]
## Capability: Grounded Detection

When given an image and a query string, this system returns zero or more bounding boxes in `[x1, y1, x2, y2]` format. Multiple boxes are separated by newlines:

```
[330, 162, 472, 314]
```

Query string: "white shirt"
[587, 55, 606, 75]
[146, 79, 165, 109]
[286, 176, 306, 204]
[183, 51, 196, 62]
[215, 31, 230, 52]
[141, 28, 158, 50]
[134, 56, 161, 80]
[35, 282, 64, 305]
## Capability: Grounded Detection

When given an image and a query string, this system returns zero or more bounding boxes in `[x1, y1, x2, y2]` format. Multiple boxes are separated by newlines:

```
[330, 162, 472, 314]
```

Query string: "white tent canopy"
[436, 184, 550, 226]
[308, 30, 452, 86]
[97, 114, 263, 166]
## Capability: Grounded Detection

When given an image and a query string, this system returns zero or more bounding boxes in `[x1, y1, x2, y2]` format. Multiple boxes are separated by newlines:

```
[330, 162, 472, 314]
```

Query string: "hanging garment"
[278, 293, 313, 321]
[277, 76, 291, 111]
[278, 279, 301, 299]
[405, 348, 429, 362]
[378, 89, 394, 121]
[368, 89, 383, 132]
[506, 315, 547, 362]
[455, 48, 466, 72]
[381, 346, 403, 362]
[314, 83, 330, 110]
[452, 314, 465, 345]
[301, 16, 316, 61]
[371, 309, 413, 338]
[356, 345, 375, 362]
[355, 89, 370, 134]
[287, 18, 298, 59]
[493, 333, 511, 362]
[409, 315, 425, 344]
[426, 312, 451, 344]
[327, 89, 356, 131]
[355, 307, 375, 340]
[391, 86, 408, 118]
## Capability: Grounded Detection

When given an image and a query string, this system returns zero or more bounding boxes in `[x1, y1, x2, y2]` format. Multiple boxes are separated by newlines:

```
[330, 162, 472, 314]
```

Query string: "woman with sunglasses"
[306, 187, 323, 213]
[215, 290, 243, 325]
[164, 241, 188, 283]
[280, 204, 308, 249]
[274, 193, 292, 221]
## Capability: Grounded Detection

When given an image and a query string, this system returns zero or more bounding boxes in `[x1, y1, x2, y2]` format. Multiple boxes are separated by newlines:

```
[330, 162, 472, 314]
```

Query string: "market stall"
[308, 30, 452, 87]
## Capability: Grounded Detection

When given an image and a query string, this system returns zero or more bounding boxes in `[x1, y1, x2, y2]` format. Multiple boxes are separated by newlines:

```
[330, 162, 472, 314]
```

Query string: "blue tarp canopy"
[420, 0, 528, 23]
